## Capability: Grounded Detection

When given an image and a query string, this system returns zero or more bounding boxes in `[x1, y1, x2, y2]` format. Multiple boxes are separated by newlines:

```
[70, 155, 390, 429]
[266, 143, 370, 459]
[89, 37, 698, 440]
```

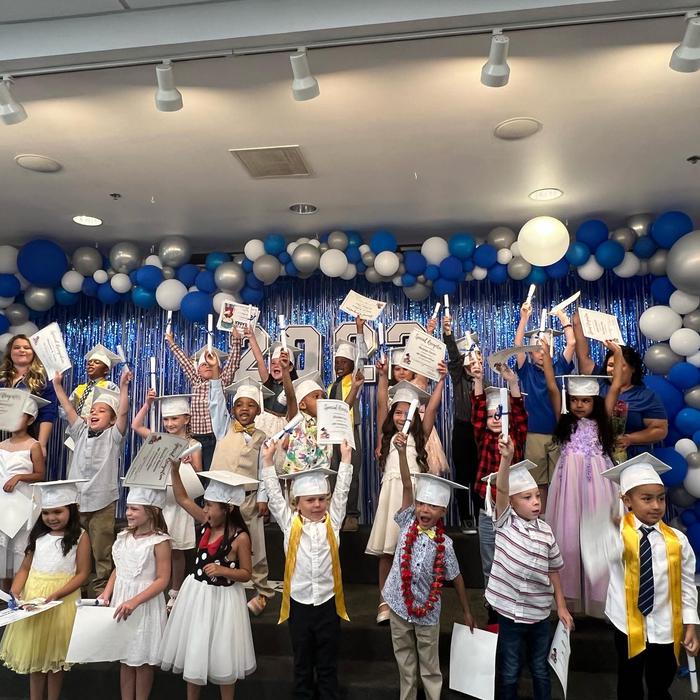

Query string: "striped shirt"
[485, 505, 564, 623]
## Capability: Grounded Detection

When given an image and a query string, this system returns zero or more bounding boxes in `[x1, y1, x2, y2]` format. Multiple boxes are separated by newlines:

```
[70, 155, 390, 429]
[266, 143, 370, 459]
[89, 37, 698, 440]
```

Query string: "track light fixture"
[481, 30, 510, 88]
[670, 13, 700, 73]
[0, 75, 27, 125]
[290, 48, 320, 101]
[154, 60, 183, 112]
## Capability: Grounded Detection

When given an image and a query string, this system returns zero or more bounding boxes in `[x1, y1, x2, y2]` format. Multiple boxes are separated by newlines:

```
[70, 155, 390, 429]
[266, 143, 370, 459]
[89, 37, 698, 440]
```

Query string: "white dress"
[111, 530, 170, 667]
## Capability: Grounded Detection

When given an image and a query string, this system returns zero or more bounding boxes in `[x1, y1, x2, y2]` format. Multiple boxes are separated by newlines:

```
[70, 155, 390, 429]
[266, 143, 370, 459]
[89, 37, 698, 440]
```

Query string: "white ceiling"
[0, 13, 699, 252]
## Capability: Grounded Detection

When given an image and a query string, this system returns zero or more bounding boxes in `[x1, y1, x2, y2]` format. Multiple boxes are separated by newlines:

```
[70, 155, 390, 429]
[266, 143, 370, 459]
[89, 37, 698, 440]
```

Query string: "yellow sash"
[278, 513, 349, 624]
[621, 512, 683, 659]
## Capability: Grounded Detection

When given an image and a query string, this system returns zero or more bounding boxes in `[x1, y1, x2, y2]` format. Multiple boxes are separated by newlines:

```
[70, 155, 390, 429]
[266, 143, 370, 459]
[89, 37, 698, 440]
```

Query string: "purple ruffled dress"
[545, 418, 617, 617]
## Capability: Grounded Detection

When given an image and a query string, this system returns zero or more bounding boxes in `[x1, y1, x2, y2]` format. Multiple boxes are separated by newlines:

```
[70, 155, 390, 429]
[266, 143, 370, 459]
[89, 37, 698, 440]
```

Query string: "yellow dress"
[0, 532, 82, 674]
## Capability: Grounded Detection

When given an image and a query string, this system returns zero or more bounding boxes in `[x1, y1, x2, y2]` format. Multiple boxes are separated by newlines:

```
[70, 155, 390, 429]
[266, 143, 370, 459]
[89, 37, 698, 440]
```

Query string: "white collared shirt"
[263, 462, 352, 606]
[605, 514, 700, 643]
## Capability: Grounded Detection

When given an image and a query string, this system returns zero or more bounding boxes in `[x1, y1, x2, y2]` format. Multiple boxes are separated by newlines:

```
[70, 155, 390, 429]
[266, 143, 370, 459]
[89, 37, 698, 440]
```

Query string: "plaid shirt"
[169, 335, 241, 434]
[472, 392, 528, 500]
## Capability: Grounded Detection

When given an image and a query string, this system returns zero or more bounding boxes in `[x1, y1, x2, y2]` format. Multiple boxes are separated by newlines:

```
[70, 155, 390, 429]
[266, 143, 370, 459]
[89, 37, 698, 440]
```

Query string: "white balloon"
[144, 254, 163, 268]
[518, 217, 570, 267]
[0, 332, 13, 353]
[93, 270, 108, 284]
[309, 239, 321, 249]
[472, 266, 488, 281]
[110, 272, 132, 293]
[358, 244, 370, 255]
[287, 242, 299, 255]
[0, 296, 14, 309]
[374, 251, 400, 277]
[213, 291, 241, 313]
[319, 249, 347, 278]
[155, 279, 188, 311]
[613, 252, 641, 278]
[670, 290, 700, 315]
[10, 321, 39, 337]
[497, 248, 513, 265]
[670, 328, 700, 357]
[577, 257, 605, 281]
[392, 275, 403, 287]
[61, 270, 84, 294]
[510, 241, 521, 257]
[0, 245, 18, 274]
[340, 263, 357, 280]
[688, 350, 700, 368]
[243, 239, 265, 261]
[676, 438, 698, 458]
[639, 305, 683, 341]
[421, 237, 449, 265]
[684, 467, 700, 498]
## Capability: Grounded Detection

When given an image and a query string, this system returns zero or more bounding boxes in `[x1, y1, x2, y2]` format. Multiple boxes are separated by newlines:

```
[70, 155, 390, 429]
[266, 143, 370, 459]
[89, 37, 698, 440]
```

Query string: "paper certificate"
[0, 600, 62, 629]
[0, 388, 31, 432]
[29, 322, 72, 376]
[396, 329, 446, 382]
[339, 290, 387, 321]
[549, 621, 571, 698]
[66, 606, 138, 663]
[316, 400, 355, 449]
[487, 344, 540, 371]
[123, 433, 189, 489]
[449, 623, 497, 700]
[217, 299, 260, 332]
[578, 307, 625, 345]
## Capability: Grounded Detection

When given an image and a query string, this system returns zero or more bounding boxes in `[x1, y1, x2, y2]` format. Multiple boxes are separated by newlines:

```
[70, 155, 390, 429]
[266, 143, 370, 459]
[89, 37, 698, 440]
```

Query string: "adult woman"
[0, 335, 58, 456]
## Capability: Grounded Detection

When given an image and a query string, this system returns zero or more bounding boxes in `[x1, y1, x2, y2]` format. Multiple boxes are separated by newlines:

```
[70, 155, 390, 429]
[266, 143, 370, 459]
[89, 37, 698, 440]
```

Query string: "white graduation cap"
[201, 470, 258, 507]
[388, 380, 430, 406]
[268, 341, 301, 367]
[123, 481, 167, 509]
[280, 467, 335, 499]
[21, 393, 50, 419]
[85, 344, 122, 370]
[34, 479, 87, 508]
[556, 374, 609, 416]
[293, 372, 325, 405]
[414, 473, 467, 508]
[191, 346, 228, 367]
[225, 377, 274, 408]
[457, 332, 481, 353]
[334, 340, 357, 363]
[481, 459, 539, 496]
[153, 394, 192, 418]
[390, 347, 406, 365]
[91, 386, 120, 414]
[600, 452, 670, 495]
[524, 328, 564, 339]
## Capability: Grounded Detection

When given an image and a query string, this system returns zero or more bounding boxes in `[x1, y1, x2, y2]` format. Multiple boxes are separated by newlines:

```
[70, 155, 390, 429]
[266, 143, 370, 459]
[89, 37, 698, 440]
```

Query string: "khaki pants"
[80, 502, 116, 595]
[389, 610, 442, 700]
[238, 491, 275, 599]
[524, 433, 560, 485]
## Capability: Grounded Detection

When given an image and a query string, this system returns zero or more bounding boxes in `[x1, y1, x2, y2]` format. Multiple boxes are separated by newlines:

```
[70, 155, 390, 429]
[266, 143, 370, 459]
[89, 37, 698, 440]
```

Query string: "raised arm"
[514, 303, 532, 369]
[539, 337, 561, 416]
[169, 458, 208, 523]
[131, 388, 156, 439]
[261, 440, 292, 531]
[604, 341, 625, 415]
[244, 325, 270, 383]
[495, 437, 514, 518]
[572, 311, 596, 375]
[208, 377, 231, 440]
[165, 332, 200, 384]
[52, 372, 79, 425]
[376, 356, 389, 452]
[279, 351, 297, 420]
[344, 369, 365, 407]
[395, 432, 413, 511]
[422, 361, 447, 436]
[219, 329, 243, 386]
[115, 369, 132, 435]
[555, 309, 576, 364]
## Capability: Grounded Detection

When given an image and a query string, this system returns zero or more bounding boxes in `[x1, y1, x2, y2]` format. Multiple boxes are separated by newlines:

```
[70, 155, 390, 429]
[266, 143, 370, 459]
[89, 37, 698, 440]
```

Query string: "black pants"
[451, 419, 478, 520]
[192, 432, 216, 471]
[613, 629, 677, 700]
[331, 425, 361, 519]
[288, 597, 341, 700]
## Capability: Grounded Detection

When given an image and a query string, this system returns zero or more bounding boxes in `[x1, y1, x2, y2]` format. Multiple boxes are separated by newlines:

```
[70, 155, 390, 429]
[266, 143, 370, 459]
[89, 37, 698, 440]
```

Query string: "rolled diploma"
[165, 310, 172, 336]
[525, 284, 536, 306]
[116, 344, 128, 373]
[178, 443, 203, 460]
[500, 387, 509, 439]
[443, 294, 450, 317]
[278, 314, 287, 351]
[689, 655, 698, 693]
[402, 399, 419, 434]
[431, 302, 441, 318]
[76, 598, 109, 607]
[270, 413, 304, 442]
[377, 321, 386, 362]
[207, 314, 213, 353]
[539, 309, 547, 332]
[149, 356, 157, 428]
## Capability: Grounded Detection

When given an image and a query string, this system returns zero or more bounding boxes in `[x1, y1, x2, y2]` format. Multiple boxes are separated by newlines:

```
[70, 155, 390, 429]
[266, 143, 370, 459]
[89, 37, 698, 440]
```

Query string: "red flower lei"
[400, 518, 446, 618]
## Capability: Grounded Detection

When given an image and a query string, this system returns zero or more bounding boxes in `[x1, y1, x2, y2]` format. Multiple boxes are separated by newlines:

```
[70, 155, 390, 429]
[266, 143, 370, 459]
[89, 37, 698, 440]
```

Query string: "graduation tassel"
[561, 378, 569, 415]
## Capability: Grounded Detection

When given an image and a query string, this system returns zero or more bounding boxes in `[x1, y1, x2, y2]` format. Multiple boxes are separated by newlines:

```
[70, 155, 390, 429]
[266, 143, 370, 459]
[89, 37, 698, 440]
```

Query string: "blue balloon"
[439, 256, 464, 281]
[356, 261, 367, 273]
[135, 265, 164, 292]
[576, 220, 609, 250]
[279, 251, 291, 265]
[346, 231, 363, 247]
[473, 244, 497, 269]
[0, 274, 20, 297]
[650, 276, 676, 305]
[694, 501, 700, 519]
[694, 429, 700, 446]
[131, 286, 157, 309]
[319, 232, 330, 243]
[654, 447, 688, 487]
[448, 233, 476, 261]
[595, 240, 625, 269]
[668, 362, 700, 391]
[424, 265, 440, 281]
[346, 246, 362, 264]
[54, 287, 79, 306]
[285, 261, 298, 277]
[240, 286, 264, 305]
[82, 278, 98, 297]
[180, 291, 212, 323]
[0, 314, 8, 333]
[687, 523, 700, 555]
[545, 258, 570, 279]
[205, 252, 231, 271]
[264, 233, 287, 256]
[664, 427, 684, 448]
[463, 259, 475, 273]
[129, 270, 139, 284]
[246, 274, 264, 290]
[241, 258, 254, 273]
[487, 263, 508, 283]
[651, 211, 693, 249]
[525, 267, 547, 285]
[195, 270, 217, 294]
[644, 376, 684, 417]
[401, 273, 417, 286]
[433, 278, 457, 296]
[97, 282, 122, 305]
[676, 408, 700, 437]
[404, 251, 427, 276]
[369, 230, 397, 254]
[176, 263, 199, 287]
[633, 236, 657, 260]
[682, 510, 698, 527]
[17, 239, 68, 287]
[565, 242, 591, 266]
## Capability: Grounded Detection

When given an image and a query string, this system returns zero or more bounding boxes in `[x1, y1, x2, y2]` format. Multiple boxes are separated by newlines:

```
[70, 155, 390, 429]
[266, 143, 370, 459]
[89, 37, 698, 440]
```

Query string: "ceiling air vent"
[229, 145, 312, 179]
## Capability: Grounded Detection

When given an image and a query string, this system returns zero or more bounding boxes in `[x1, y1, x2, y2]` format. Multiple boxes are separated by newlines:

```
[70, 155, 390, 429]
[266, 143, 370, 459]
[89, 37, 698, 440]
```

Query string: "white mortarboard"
[191, 346, 228, 367]
[600, 452, 670, 495]
[21, 393, 51, 418]
[293, 372, 325, 405]
[123, 481, 167, 509]
[201, 470, 258, 506]
[524, 328, 564, 339]
[388, 380, 430, 406]
[153, 394, 192, 418]
[557, 375, 609, 397]
[225, 377, 274, 408]
[391, 347, 406, 365]
[457, 332, 481, 353]
[334, 340, 357, 363]
[85, 344, 122, 370]
[91, 386, 120, 414]
[34, 479, 87, 508]
[507, 459, 539, 495]
[268, 342, 301, 367]
[414, 473, 467, 508]
[280, 467, 335, 498]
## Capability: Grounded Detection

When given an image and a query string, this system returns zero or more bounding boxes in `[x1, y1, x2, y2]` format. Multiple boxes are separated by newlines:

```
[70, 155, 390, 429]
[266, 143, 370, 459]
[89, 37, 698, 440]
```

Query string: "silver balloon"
[669, 486, 697, 508]
[4, 303, 29, 326]
[162, 266, 175, 280]
[685, 386, 700, 410]
[403, 283, 431, 301]
[327, 231, 348, 251]
[24, 286, 55, 312]
[361, 251, 375, 267]
[364, 267, 381, 284]
[644, 343, 683, 375]
[488, 226, 517, 250]
[610, 227, 637, 251]
[109, 241, 141, 274]
[507, 256, 532, 281]
[627, 213, 653, 237]
[684, 309, 700, 332]
[668, 230, 700, 295]
[214, 262, 245, 293]
[72, 246, 103, 276]
[688, 452, 700, 470]
[648, 249, 668, 277]
[319, 243, 329, 253]
[292, 244, 321, 274]
[252, 254, 281, 285]
[158, 236, 191, 268]
[233, 254, 245, 265]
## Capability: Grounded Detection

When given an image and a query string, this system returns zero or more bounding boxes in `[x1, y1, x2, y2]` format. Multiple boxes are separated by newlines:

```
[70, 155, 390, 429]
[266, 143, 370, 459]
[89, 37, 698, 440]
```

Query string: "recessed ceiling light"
[289, 203, 317, 215]
[494, 117, 542, 140]
[529, 188, 563, 201]
[73, 215, 103, 226]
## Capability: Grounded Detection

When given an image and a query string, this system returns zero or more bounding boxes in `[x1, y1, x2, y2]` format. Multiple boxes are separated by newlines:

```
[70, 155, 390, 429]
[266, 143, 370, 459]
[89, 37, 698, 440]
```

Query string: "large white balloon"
[319, 249, 347, 277]
[676, 438, 698, 458]
[684, 467, 700, 498]
[577, 257, 604, 281]
[670, 327, 700, 357]
[518, 216, 570, 267]
[374, 251, 400, 277]
[0, 245, 18, 274]
[613, 252, 641, 278]
[340, 263, 357, 280]
[421, 237, 449, 265]
[155, 279, 188, 311]
[243, 239, 265, 261]
[670, 290, 700, 315]
[110, 272, 132, 293]
[472, 266, 488, 280]
[639, 305, 683, 341]
[61, 270, 84, 294]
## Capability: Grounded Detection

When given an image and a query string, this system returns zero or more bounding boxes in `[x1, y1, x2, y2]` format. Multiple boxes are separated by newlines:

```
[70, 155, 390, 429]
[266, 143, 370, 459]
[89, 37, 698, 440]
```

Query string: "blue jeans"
[497, 614, 552, 700]
[478, 509, 495, 586]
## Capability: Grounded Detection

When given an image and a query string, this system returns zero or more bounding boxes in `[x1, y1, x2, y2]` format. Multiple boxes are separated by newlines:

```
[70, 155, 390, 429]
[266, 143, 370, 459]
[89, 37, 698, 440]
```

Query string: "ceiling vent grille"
[229, 145, 312, 178]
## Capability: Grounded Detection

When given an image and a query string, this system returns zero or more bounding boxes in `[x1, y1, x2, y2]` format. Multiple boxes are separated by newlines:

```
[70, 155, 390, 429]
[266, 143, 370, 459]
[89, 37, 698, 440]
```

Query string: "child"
[601, 453, 699, 700]
[132, 391, 202, 610]
[368, 363, 447, 626]
[382, 431, 474, 700]
[208, 360, 275, 616]
[160, 467, 256, 697]
[67, 344, 121, 418]
[165, 329, 242, 470]
[0, 393, 48, 588]
[0, 479, 91, 700]
[485, 438, 573, 700]
[261, 439, 353, 699]
[53, 368, 131, 595]
[99, 485, 171, 700]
